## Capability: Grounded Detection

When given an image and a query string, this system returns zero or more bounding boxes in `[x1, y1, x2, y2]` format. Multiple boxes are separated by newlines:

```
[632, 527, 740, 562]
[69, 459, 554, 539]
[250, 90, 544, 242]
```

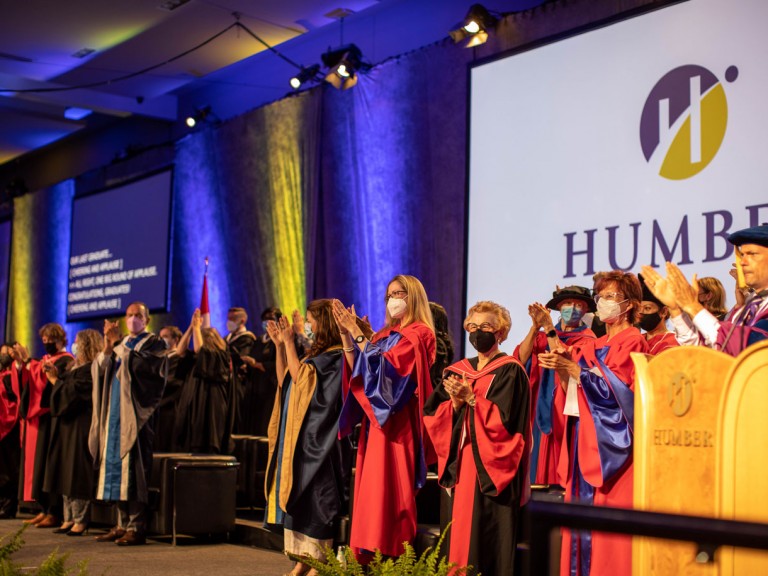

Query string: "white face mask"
[126, 316, 146, 334]
[162, 338, 173, 349]
[304, 321, 314, 340]
[71, 342, 79, 357]
[226, 320, 240, 333]
[597, 298, 627, 324]
[387, 298, 408, 319]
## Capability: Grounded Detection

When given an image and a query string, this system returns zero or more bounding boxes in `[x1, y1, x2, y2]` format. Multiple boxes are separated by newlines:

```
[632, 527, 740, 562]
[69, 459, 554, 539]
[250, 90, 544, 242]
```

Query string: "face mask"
[227, 320, 240, 333]
[304, 322, 315, 341]
[261, 321, 269, 333]
[127, 316, 145, 334]
[71, 343, 79, 357]
[387, 298, 407, 319]
[44, 342, 59, 355]
[0, 353, 11, 369]
[596, 298, 626, 324]
[162, 338, 173, 350]
[638, 312, 662, 332]
[560, 305, 584, 327]
[469, 330, 497, 353]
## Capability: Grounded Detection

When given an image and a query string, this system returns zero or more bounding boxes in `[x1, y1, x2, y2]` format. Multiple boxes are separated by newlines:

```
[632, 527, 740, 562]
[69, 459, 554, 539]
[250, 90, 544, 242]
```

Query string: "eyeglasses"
[465, 322, 496, 332]
[386, 290, 408, 300]
[594, 292, 624, 303]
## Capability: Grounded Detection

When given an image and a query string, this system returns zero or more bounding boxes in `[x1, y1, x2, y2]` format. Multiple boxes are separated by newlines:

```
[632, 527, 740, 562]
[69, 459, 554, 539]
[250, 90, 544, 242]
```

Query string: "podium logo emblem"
[640, 64, 737, 180]
[668, 372, 693, 417]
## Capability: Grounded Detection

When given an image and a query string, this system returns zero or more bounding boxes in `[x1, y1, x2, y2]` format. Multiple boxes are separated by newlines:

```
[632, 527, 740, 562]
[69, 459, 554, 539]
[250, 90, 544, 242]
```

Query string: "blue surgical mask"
[560, 305, 584, 327]
[261, 321, 269, 333]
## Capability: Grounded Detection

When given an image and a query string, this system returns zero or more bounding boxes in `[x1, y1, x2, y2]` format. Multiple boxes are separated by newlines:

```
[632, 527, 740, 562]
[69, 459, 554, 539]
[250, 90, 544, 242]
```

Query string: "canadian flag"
[200, 258, 211, 328]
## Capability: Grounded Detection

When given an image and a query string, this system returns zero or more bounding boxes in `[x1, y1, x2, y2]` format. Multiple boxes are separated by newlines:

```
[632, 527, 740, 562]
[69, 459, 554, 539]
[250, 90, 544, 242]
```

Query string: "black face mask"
[0, 353, 11, 369]
[44, 342, 59, 355]
[638, 313, 662, 332]
[469, 330, 497, 354]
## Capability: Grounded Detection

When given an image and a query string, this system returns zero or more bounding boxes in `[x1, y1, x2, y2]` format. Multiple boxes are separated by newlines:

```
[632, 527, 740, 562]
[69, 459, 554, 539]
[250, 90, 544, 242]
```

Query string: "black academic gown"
[227, 331, 257, 434]
[0, 371, 20, 516]
[44, 363, 94, 499]
[154, 351, 185, 452]
[174, 347, 234, 454]
[249, 335, 278, 436]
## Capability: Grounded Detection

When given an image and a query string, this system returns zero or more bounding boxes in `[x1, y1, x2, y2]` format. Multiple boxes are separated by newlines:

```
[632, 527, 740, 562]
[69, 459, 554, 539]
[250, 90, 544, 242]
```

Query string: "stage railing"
[527, 501, 768, 575]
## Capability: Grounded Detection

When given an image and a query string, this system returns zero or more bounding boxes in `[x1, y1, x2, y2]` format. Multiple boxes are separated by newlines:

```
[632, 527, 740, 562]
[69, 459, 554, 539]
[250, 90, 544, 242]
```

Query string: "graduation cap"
[728, 224, 768, 248]
[545, 285, 596, 312]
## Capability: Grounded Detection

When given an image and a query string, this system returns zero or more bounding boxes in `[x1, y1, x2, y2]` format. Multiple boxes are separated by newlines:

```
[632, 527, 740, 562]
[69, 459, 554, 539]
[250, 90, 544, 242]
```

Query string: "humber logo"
[640, 64, 737, 180]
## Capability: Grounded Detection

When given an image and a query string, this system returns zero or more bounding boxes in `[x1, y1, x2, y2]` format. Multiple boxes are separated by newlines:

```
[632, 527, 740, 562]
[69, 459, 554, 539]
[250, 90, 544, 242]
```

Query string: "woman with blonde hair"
[332, 275, 436, 561]
[174, 309, 233, 454]
[44, 329, 103, 535]
[425, 300, 530, 576]
[697, 276, 728, 320]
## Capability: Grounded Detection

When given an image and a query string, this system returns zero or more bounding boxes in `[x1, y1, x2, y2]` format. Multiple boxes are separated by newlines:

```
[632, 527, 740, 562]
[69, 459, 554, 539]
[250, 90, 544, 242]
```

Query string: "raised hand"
[191, 308, 203, 329]
[278, 315, 293, 343]
[266, 320, 282, 346]
[639, 265, 679, 309]
[332, 299, 358, 336]
[665, 263, 702, 317]
[529, 302, 554, 331]
[292, 310, 305, 335]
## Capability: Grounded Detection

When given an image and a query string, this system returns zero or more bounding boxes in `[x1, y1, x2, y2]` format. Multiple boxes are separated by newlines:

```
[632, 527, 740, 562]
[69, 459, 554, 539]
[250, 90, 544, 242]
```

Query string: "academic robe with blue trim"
[338, 321, 436, 558]
[424, 353, 530, 576]
[89, 333, 166, 503]
[264, 347, 352, 543]
[556, 326, 648, 576]
[514, 322, 595, 485]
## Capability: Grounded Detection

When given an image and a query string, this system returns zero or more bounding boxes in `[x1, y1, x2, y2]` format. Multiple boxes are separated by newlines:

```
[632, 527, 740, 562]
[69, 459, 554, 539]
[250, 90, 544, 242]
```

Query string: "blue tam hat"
[728, 224, 768, 248]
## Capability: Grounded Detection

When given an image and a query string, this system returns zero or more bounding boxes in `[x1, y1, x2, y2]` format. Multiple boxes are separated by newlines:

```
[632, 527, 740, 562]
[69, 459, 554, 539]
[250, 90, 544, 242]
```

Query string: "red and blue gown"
[14, 352, 74, 507]
[645, 331, 678, 356]
[556, 326, 648, 576]
[0, 367, 21, 516]
[423, 353, 530, 576]
[338, 321, 435, 558]
[514, 322, 595, 485]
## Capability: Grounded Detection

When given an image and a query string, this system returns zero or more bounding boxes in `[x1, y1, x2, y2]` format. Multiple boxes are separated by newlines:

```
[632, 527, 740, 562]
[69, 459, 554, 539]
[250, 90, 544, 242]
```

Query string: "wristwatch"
[354, 335, 366, 344]
[546, 329, 557, 338]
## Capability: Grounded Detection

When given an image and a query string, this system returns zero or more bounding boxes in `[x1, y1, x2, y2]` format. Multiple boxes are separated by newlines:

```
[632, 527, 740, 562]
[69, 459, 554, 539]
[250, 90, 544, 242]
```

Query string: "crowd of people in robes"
[1, 223, 766, 576]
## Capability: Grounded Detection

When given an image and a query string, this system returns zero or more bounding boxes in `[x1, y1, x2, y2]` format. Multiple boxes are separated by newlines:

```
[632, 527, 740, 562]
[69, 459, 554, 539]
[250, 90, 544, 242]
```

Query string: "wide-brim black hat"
[728, 224, 768, 248]
[545, 285, 596, 312]
[638, 273, 664, 307]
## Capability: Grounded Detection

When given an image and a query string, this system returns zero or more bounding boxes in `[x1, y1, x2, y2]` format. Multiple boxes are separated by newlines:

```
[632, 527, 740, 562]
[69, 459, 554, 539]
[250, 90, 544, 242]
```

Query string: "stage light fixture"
[449, 4, 499, 47]
[289, 64, 321, 90]
[321, 44, 369, 90]
[185, 105, 212, 128]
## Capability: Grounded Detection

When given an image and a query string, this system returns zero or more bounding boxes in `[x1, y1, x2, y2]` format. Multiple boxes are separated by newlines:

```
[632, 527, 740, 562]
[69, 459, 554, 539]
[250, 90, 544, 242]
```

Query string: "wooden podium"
[633, 341, 768, 575]
[633, 346, 731, 576]
[717, 340, 768, 574]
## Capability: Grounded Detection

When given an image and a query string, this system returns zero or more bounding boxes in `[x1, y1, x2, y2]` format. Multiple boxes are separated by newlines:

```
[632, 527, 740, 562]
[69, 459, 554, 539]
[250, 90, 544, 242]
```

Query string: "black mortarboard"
[728, 224, 768, 248]
[545, 285, 596, 312]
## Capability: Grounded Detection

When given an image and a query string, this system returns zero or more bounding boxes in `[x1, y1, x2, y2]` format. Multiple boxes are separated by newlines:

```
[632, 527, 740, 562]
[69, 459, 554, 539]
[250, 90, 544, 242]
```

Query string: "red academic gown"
[338, 321, 435, 558]
[424, 353, 530, 576]
[14, 352, 74, 502]
[514, 323, 595, 485]
[0, 368, 20, 441]
[556, 326, 647, 576]
[645, 331, 678, 356]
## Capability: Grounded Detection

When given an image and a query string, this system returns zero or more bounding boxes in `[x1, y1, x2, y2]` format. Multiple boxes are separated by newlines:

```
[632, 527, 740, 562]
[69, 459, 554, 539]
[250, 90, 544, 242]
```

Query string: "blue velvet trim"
[353, 332, 416, 428]
[577, 347, 634, 484]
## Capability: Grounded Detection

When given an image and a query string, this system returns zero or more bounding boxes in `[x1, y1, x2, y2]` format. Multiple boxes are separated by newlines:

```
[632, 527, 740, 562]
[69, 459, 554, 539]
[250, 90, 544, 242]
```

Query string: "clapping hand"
[665, 263, 702, 317]
[332, 299, 359, 336]
[191, 308, 203, 329]
[639, 265, 679, 309]
[292, 310, 305, 336]
[538, 348, 579, 383]
[103, 320, 121, 351]
[443, 372, 474, 410]
[528, 302, 554, 331]
[266, 320, 282, 346]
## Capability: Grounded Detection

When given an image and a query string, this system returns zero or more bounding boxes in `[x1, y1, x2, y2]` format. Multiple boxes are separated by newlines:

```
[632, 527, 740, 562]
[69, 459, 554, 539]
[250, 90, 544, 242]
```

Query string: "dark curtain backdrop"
[5, 0, 672, 354]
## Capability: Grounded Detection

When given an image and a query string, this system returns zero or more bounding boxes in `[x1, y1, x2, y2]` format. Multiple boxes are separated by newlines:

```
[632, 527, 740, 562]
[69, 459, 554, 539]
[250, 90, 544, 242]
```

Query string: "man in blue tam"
[641, 224, 768, 356]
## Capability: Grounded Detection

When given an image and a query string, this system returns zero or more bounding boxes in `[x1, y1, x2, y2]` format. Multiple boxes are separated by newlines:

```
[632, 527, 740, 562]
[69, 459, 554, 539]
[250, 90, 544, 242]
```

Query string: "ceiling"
[0, 0, 547, 168]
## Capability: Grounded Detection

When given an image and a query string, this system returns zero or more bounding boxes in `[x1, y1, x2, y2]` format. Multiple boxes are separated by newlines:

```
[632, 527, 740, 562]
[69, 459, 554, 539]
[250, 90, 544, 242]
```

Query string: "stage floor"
[0, 516, 293, 575]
